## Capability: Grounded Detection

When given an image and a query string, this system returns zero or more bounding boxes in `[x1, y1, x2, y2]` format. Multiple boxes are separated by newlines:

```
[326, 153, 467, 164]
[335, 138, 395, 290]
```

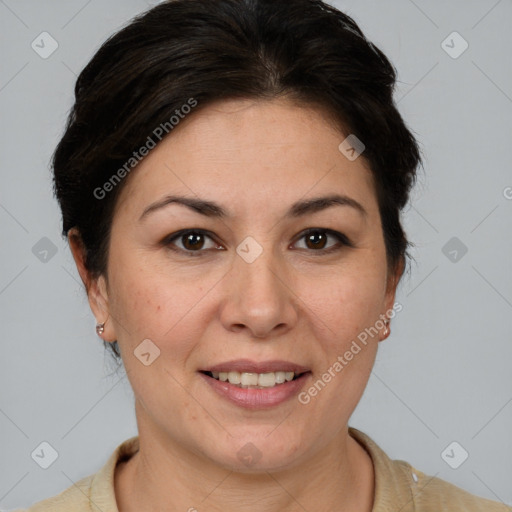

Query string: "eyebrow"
[139, 193, 367, 221]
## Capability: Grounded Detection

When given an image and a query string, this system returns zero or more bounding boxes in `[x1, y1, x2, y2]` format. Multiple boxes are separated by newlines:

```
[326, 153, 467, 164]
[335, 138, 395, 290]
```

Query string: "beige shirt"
[16, 427, 510, 511]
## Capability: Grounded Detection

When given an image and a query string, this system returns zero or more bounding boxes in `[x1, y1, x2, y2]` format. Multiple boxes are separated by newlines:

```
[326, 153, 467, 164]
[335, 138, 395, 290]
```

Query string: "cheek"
[106, 251, 170, 338]
[110, 272, 164, 335]
[305, 272, 382, 415]
[107, 251, 213, 359]
[303, 261, 386, 342]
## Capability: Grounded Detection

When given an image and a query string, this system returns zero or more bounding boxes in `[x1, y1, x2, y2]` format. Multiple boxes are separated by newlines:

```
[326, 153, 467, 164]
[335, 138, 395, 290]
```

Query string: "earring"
[383, 320, 390, 338]
[96, 322, 105, 336]
[96, 315, 110, 338]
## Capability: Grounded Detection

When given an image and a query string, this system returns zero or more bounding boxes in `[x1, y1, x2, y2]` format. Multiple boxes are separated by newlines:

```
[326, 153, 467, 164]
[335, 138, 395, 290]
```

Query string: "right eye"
[162, 229, 224, 256]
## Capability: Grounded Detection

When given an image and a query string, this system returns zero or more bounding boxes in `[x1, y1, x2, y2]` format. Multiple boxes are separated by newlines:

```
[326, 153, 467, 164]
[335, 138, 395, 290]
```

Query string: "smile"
[203, 370, 304, 388]
[199, 370, 312, 409]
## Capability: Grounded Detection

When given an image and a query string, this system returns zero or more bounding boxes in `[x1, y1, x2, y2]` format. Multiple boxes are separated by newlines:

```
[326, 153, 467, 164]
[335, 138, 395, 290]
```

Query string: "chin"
[204, 432, 308, 473]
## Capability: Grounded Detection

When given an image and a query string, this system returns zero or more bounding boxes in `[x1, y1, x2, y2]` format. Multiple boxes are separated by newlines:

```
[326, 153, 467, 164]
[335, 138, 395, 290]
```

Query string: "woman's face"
[95, 98, 399, 471]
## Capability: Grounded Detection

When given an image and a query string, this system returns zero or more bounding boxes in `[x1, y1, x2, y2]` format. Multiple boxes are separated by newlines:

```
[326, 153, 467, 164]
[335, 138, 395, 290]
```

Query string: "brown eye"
[164, 229, 221, 256]
[293, 229, 352, 253]
[181, 232, 206, 251]
[304, 231, 328, 250]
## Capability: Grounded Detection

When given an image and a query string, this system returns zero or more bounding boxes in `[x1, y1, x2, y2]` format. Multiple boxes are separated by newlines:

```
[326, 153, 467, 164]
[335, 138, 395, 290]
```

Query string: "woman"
[17, 0, 509, 510]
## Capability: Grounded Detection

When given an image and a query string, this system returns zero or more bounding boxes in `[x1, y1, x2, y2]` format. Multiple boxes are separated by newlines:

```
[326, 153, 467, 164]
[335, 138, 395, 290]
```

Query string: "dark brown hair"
[53, 0, 422, 360]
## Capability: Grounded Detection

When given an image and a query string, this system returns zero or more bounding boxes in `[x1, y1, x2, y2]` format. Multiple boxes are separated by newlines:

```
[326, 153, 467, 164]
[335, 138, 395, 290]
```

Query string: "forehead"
[114, 98, 377, 220]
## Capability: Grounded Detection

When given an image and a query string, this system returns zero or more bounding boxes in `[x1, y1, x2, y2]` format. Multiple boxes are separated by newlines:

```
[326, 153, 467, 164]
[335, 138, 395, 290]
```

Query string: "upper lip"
[201, 359, 310, 374]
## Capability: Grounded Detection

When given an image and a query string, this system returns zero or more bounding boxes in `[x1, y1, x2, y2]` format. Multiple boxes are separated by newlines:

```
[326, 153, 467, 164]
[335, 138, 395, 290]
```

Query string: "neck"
[115, 418, 374, 512]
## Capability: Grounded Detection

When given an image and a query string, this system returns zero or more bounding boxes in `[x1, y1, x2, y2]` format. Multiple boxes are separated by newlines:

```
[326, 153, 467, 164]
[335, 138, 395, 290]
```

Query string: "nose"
[219, 244, 299, 339]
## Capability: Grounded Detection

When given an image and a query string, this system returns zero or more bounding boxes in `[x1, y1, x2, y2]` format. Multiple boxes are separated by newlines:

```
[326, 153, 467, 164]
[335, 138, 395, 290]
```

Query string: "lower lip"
[199, 372, 311, 409]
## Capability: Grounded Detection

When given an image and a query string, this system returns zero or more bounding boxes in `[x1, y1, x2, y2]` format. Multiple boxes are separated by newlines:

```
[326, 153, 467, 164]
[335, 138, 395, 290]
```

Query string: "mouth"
[199, 367, 312, 409]
[198, 359, 312, 408]
[200, 370, 310, 389]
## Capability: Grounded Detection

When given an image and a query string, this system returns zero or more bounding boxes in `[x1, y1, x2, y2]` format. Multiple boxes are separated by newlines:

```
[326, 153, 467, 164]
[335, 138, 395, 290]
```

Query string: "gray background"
[1, 0, 511, 509]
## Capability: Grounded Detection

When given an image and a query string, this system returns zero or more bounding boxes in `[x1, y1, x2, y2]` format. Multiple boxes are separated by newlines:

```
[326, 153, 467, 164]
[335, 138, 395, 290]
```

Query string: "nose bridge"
[234, 235, 283, 303]
[221, 233, 296, 337]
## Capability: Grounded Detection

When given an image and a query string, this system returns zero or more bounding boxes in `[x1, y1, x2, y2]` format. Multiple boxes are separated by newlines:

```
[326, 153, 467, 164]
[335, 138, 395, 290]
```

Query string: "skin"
[69, 97, 402, 512]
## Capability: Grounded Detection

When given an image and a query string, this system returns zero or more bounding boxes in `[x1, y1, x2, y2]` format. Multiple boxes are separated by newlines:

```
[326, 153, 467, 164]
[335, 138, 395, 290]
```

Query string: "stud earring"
[96, 315, 108, 338]
[96, 322, 105, 336]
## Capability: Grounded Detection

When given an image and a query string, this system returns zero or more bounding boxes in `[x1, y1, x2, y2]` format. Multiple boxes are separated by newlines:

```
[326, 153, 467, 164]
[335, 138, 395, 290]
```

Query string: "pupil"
[184, 233, 203, 250]
[307, 231, 326, 249]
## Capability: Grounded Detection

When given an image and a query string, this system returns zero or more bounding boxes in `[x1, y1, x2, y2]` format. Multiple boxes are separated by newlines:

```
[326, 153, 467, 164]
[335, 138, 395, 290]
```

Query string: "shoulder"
[12, 474, 95, 511]
[393, 458, 511, 512]
[349, 427, 511, 512]
[14, 435, 139, 512]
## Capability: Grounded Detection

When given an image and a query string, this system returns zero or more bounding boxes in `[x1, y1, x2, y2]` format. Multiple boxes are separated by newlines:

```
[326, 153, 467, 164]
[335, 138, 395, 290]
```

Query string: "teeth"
[240, 372, 259, 386]
[258, 372, 276, 387]
[275, 371, 286, 384]
[228, 371, 241, 384]
[209, 370, 300, 388]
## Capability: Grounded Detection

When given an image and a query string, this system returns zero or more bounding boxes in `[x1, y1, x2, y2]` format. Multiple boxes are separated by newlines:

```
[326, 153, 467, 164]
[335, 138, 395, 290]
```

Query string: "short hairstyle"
[53, 0, 422, 360]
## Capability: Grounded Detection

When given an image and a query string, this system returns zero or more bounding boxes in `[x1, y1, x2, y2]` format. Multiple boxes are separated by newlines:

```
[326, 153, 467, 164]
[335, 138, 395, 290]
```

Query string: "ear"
[68, 228, 116, 342]
[379, 257, 404, 341]
[384, 257, 404, 312]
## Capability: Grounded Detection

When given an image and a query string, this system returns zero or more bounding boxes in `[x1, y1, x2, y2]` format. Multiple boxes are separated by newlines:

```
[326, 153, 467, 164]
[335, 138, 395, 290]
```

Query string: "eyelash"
[161, 228, 353, 257]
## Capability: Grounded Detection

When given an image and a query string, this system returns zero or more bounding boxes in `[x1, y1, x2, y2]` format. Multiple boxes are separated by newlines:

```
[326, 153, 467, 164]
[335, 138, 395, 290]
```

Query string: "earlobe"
[87, 270, 117, 342]
[68, 228, 115, 341]
[379, 320, 390, 341]
[380, 258, 404, 342]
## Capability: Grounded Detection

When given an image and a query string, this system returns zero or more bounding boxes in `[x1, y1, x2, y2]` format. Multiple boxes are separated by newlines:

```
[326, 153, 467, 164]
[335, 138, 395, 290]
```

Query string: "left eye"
[292, 228, 351, 252]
